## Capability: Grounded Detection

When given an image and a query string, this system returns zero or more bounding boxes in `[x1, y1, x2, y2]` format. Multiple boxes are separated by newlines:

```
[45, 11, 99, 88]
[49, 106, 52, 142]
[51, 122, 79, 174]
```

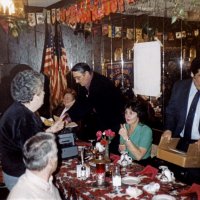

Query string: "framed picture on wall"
[106, 62, 133, 89]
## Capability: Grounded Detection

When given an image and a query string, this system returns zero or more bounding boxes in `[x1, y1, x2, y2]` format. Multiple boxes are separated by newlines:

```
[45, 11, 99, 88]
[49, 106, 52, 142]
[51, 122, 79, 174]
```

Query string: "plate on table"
[152, 194, 176, 200]
[41, 117, 54, 126]
[65, 122, 78, 128]
[88, 162, 96, 167]
[122, 176, 141, 185]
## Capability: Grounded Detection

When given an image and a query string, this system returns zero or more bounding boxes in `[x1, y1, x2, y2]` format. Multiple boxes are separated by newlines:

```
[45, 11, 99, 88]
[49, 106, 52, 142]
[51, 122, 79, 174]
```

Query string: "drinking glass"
[120, 150, 128, 175]
[88, 139, 96, 158]
[77, 146, 85, 163]
[112, 165, 121, 193]
[96, 163, 106, 186]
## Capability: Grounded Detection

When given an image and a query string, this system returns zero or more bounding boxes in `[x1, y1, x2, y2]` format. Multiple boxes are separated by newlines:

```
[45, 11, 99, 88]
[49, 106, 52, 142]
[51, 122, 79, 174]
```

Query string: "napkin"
[136, 165, 158, 179]
[180, 183, 200, 200]
[143, 182, 160, 194]
[126, 186, 143, 198]
[110, 153, 120, 164]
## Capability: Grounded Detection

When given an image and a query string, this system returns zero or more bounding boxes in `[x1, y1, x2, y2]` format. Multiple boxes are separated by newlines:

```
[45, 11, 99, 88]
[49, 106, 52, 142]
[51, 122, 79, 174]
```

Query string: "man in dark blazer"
[162, 57, 200, 184]
[66, 63, 125, 154]
[163, 57, 200, 149]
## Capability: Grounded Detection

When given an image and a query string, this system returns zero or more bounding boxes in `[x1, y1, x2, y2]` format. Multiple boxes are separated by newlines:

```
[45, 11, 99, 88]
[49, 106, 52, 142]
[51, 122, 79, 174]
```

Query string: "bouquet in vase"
[95, 129, 115, 154]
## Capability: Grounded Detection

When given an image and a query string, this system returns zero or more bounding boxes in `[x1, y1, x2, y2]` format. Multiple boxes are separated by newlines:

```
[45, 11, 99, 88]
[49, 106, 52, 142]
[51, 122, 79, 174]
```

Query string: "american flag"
[43, 22, 68, 111]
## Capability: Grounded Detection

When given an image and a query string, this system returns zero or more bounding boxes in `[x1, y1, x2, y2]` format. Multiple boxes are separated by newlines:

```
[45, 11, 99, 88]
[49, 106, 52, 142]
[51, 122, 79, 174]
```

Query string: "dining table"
[55, 154, 196, 200]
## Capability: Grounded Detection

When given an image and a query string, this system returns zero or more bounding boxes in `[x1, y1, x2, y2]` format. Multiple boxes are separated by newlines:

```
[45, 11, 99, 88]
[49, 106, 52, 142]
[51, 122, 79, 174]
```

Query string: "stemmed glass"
[77, 146, 85, 163]
[88, 139, 95, 147]
[88, 139, 96, 159]
[120, 150, 128, 175]
[120, 151, 128, 165]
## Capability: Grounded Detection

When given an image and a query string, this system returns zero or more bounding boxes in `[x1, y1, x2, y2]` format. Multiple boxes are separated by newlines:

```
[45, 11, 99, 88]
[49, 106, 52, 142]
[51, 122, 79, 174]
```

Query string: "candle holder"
[92, 154, 110, 188]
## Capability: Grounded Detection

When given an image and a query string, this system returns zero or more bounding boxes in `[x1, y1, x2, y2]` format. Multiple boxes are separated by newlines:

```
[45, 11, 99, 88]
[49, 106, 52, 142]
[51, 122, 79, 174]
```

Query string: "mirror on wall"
[94, 12, 200, 129]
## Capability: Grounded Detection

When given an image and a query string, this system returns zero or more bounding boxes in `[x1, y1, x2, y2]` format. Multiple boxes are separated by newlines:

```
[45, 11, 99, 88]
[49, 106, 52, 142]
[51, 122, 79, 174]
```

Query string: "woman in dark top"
[0, 68, 64, 190]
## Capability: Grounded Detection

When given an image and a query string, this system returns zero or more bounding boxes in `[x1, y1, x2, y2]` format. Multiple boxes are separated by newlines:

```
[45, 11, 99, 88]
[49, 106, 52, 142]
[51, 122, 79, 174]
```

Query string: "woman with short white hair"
[0, 68, 65, 190]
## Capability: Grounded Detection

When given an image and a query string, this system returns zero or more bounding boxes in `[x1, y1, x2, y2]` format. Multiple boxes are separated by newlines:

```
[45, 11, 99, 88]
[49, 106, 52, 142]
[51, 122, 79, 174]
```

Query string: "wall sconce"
[0, 0, 26, 20]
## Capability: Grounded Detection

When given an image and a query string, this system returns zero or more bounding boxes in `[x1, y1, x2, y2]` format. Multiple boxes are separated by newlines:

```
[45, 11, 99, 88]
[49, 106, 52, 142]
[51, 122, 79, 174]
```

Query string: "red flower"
[100, 139, 108, 146]
[96, 129, 115, 146]
[105, 129, 115, 138]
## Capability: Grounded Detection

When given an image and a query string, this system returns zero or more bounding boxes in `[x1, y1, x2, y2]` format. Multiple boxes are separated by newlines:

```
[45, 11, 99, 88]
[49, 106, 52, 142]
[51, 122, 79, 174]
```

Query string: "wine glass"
[119, 149, 128, 175]
[77, 146, 85, 163]
[88, 139, 96, 157]
[121, 152, 128, 166]
[88, 139, 95, 147]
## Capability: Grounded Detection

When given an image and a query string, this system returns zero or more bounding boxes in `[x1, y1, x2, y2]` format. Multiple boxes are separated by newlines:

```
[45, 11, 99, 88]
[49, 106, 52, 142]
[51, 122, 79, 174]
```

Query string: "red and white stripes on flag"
[43, 22, 68, 111]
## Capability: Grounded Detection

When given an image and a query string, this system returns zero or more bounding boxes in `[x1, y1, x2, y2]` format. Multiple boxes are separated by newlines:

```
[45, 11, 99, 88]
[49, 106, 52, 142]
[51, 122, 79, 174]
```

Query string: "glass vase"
[104, 144, 110, 161]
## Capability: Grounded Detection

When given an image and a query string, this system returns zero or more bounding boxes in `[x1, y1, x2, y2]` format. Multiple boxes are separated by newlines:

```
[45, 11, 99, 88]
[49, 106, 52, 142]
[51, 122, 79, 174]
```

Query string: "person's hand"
[195, 139, 200, 150]
[119, 144, 126, 152]
[119, 124, 129, 141]
[162, 130, 172, 141]
[46, 117, 64, 133]
[61, 113, 71, 124]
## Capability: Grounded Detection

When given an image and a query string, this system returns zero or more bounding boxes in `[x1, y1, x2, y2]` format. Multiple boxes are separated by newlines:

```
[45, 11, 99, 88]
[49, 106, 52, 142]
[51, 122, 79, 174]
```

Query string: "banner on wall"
[133, 41, 161, 97]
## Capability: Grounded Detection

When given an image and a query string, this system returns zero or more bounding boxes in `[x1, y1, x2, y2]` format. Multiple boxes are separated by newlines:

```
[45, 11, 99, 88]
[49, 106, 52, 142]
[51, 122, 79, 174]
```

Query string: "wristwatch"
[126, 137, 130, 142]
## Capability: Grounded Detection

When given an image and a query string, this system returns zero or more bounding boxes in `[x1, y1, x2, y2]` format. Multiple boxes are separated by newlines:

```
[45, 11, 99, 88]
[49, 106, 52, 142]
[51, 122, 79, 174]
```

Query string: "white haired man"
[7, 132, 61, 200]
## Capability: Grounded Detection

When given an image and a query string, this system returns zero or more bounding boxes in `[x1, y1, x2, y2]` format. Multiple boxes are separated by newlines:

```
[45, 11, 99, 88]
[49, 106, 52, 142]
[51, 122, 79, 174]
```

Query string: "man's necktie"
[184, 90, 200, 140]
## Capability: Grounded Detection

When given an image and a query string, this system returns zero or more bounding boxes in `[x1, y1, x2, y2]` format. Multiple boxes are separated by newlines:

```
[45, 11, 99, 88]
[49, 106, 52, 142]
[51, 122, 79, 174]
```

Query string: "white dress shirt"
[60, 100, 75, 117]
[180, 82, 200, 140]
[7, 169, 61, 200]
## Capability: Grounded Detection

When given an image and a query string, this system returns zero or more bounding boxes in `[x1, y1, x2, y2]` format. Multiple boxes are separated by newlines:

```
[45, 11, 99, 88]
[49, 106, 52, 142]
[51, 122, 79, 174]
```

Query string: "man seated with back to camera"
[7, 132, 61, 200]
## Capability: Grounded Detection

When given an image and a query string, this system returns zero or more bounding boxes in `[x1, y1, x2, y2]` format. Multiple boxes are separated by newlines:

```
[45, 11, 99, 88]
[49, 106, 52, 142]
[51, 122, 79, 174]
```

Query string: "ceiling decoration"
[1, 0, 200, 38]
[27, 0, 61, 8]
[3, 0, 198, 22]
[124, 0, 200, 22]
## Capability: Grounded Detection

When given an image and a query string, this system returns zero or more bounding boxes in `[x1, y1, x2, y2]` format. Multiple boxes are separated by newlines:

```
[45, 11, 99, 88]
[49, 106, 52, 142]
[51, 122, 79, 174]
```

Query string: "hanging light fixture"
[0, 0, 26, 20]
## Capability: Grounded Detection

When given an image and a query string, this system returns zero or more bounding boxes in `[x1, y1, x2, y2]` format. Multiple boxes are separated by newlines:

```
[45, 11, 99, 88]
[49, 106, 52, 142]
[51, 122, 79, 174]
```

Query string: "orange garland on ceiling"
[61, 0, 138, 25]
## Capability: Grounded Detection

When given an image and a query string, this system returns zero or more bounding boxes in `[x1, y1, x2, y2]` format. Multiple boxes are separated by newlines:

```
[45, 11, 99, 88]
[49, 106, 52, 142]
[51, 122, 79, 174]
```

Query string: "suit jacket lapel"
[178, 80, 192, 126]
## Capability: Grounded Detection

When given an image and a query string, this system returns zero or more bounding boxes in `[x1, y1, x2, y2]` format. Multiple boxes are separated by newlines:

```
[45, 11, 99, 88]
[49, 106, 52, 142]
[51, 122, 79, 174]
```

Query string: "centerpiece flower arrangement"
[95, 129, 115, 158]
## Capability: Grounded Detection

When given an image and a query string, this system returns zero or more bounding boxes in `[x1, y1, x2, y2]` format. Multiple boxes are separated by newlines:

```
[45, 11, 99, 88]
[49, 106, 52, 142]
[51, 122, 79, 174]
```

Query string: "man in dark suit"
[66, 63, 125, 154]
[162, 57, 200, 150]
[162, 57, 200, 184]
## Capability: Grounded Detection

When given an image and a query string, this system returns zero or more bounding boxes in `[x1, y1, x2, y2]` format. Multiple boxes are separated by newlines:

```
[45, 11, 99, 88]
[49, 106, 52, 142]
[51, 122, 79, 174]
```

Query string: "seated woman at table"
[119, 100, 153, 166]
[53, 88, 77, 118]
[0, 69, 65, 190]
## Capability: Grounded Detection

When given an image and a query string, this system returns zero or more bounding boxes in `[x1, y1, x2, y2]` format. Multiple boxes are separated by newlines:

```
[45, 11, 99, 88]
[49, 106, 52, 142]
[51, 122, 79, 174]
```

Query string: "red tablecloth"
[55, 159, 193, 200]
